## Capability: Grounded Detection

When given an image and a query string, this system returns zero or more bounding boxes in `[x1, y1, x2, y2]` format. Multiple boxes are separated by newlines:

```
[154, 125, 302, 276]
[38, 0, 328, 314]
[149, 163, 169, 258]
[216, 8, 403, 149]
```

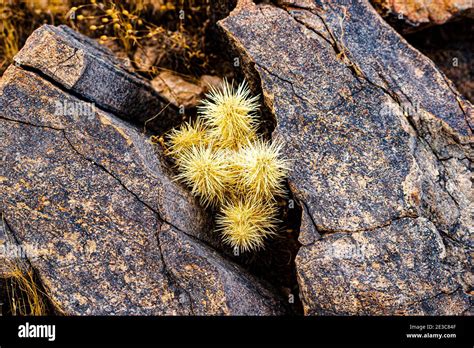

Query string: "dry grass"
[0, 0, 215, 78]
[3, 260, 49, 316]
[68, 0, 212, 77]
[0, 0, 67, 74]
[0, 9, 18, 72]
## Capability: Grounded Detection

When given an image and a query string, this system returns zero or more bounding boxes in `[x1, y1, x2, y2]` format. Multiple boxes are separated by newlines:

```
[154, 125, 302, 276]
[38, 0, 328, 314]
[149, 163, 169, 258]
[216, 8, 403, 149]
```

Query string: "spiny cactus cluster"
[166, 80, 289, 253]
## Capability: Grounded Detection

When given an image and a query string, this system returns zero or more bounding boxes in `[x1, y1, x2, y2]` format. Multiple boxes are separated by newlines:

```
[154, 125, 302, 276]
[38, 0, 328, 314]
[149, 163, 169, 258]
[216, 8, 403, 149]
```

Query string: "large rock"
[13, 25, 180, 133]
[159, 224, 285, 315]
[0, 29, 285, 315]
[220, 0, 472, 315]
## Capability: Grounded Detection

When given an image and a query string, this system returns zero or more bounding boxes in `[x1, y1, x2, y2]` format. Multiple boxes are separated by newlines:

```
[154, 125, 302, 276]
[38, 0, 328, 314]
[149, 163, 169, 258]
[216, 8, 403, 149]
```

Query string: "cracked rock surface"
[14, 25, 180, 133]
[220, 0, 472, 315]
[0, 26, 285, 315]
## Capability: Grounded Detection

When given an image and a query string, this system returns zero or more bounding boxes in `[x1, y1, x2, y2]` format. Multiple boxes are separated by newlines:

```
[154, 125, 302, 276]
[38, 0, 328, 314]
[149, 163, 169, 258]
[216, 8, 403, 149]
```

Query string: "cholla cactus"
[165, 118, 209, 158]
[217, 198, 278, 253]
[198, 79, 259, 149]
[166, 79, 289, 252]
[175, 145, 233, 207]
[235, 139, 289, 201]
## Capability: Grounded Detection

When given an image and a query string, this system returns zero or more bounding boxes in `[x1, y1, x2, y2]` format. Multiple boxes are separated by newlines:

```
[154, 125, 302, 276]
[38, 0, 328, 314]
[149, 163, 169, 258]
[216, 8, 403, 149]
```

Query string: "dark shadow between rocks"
[229, 187, 305, 315]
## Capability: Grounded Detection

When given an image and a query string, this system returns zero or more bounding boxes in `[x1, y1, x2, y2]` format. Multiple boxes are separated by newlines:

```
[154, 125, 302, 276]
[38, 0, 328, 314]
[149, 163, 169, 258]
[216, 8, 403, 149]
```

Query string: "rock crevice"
[0, 25, 286, 315]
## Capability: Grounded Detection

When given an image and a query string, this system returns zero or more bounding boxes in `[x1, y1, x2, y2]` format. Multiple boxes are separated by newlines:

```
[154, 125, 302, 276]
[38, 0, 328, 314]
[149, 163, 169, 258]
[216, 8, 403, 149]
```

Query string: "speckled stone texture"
[13, 25, 179, 133]
[159, 224, 285, 315]
[220, 0, 472, 315]
[0, 64, 284, 314]
[404, 20, 474, 103]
